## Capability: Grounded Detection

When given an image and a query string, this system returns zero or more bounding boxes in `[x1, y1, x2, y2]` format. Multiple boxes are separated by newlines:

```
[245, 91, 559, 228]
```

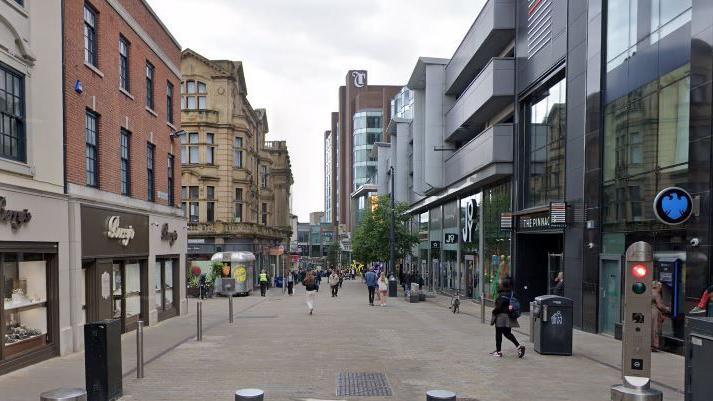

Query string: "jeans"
[331, 285, 339, 297]
[368, 286, 376, 305]
[260, 282, 267, 296]
[495, 327, 520, 352]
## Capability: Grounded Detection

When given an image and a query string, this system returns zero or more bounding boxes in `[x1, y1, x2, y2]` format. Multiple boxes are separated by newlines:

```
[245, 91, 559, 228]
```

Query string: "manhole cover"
[336, 372, 392, 397]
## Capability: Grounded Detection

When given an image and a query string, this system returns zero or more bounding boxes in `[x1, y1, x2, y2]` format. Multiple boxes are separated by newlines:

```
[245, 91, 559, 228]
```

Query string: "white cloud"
[148, 0, 485, 221]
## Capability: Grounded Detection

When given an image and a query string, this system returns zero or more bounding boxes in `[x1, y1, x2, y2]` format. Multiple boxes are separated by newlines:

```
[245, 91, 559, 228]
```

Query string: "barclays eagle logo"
[662, 193, 689, 220]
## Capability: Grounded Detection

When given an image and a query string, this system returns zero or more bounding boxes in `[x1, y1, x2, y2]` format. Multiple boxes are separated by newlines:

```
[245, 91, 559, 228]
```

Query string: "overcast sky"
[149, 0, 485, 222]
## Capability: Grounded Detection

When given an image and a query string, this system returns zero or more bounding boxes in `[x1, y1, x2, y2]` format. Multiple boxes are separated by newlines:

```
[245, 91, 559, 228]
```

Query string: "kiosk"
[210, 252, 256, 296]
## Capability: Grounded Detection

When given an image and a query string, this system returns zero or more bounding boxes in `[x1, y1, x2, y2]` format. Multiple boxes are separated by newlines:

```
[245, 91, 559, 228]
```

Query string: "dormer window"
[181, 80, 207, 110]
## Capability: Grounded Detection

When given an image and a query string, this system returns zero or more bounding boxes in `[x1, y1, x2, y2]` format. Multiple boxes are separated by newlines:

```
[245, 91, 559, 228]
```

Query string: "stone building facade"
[180, 49, 293, 282]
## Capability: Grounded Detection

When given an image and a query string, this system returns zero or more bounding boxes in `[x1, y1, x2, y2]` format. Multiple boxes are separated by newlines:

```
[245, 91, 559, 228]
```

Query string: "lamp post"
[389, 166, 396, 276]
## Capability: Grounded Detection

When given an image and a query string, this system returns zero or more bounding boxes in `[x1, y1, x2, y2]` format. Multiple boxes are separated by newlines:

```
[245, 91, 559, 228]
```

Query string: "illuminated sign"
[653, 187, 693, 225]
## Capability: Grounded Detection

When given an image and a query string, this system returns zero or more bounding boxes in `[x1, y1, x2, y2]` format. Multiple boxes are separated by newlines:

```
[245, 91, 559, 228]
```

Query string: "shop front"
[149, 215, 186, 323]
[0, 189, 69, 375]
[81, 206, 149, 334]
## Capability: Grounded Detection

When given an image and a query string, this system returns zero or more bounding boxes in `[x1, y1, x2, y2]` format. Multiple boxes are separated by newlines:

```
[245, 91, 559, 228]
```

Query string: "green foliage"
[326, 241, 340, 269]
[352, 195, 419, 265]
[187, 274, 200, 288]
[205, 261, 223, 288]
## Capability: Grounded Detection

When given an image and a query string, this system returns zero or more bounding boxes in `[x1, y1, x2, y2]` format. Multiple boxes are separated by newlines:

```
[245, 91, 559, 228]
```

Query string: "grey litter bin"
[40, 388, 87, 401]
[533, 295, 573, 355]
[685, 317, 713, 401]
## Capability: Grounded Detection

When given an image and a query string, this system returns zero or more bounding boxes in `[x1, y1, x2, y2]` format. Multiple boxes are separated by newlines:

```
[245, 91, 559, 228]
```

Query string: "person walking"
[303, 271, 318, 315]
[551, 272, 564, 296]
[651, 281, 671, 352]
[287, 271, 294, 296]
[259, 270, 269, 297]
[338, 270, 344, 288]
[489, 280, 526, 358]
[377, 271, 389, 306]
[329, 269, 340, 297]
[365, 266, 378, 306]
[315, 270, 322, 292]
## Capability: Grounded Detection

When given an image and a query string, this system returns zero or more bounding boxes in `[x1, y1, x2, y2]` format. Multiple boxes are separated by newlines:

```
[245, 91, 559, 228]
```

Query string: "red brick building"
[63, 0, 187, 340]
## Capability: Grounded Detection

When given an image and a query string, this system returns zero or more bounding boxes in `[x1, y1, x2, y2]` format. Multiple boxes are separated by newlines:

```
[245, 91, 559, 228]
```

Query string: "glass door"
[599, 255, 623, 335]
[547, 253, 563, 294]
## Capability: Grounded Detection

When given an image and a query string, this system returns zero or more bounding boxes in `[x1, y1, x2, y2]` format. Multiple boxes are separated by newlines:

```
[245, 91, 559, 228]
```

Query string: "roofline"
[137, 0, 182, 50]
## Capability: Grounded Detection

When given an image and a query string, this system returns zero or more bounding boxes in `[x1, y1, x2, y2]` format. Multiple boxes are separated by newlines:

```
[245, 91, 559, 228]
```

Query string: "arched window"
[181, 80, 207, 110]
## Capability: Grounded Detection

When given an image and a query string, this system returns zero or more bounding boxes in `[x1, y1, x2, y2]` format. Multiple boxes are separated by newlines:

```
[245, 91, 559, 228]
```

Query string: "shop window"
[1, 252, 53, 360]
[155, 259, 177, 320]
[482, 181, 512, 300]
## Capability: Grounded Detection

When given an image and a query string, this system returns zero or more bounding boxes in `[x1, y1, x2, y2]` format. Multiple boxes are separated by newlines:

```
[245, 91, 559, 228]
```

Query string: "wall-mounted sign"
[653, 187, 693, 225]
[550, 202, 567, 225]
[81, 206, 148, 258]
[0, 196, 32, 230]
[462, 198, 476, 243]
[431, 241, 441, 249]
[351, 70, 367, 88]
[500, 212, 513, 230]
[106, 216, 135, 246]
[444, 233, 458, 244]
[161, 223, 178, 246]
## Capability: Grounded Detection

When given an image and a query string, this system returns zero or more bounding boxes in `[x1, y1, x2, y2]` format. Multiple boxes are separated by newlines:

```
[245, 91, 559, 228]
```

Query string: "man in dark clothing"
[365, 266, 378, 306]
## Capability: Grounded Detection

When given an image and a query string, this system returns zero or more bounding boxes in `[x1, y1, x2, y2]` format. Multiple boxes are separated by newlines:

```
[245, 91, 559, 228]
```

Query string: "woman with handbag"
[489, 280, 526, 358]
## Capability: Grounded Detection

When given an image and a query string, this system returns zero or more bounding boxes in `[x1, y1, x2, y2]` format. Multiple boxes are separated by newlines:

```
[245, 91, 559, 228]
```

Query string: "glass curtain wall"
[418, 212, 429, 288]
[429, 206, 442, 291]
[460, 193, 481, 300]
[353, 110, 383, 190]
[442, 200, 458, 293]
[483, 182, 512, 300]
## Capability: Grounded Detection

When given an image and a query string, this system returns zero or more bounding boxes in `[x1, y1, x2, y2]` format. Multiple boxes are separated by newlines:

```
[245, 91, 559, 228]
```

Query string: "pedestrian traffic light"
[631, 264, 648, 279]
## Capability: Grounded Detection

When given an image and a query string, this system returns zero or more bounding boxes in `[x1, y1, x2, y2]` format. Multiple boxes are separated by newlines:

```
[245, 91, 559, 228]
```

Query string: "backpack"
[509, 292, 521, 319]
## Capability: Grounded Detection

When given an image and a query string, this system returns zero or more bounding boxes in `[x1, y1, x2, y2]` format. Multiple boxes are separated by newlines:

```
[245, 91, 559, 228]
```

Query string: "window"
[85, 111, 98, 187]
[119, 37, 130, 91]
[0, 65, 25, 162]
[233, 137, 244, 168]
[84, 4, 98, 67]
[13, 0, 24, 6]
[234, 188, 243, 222]
[181, 132, 199, 164]
[120, 129, 131, 196]
[261, 203, 268, 225]
[147, 143, 155, 202]
[260, 165, 268, 189]
[206, 133, 215, 164]
[181, 80, 207, 110]
[182, 186, 199, 222]
[167, 154, 175, 206]
[206, 186, 215, 223]
[145, 62, 155, 110]
[166, 82, 174, 124]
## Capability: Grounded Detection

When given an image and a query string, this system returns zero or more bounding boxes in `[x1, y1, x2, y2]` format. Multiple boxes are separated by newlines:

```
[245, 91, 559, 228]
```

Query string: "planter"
[186, 287, 200, 298]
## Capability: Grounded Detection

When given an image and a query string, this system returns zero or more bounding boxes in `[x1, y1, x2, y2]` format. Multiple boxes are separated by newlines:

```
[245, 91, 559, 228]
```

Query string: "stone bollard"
[40, 388, 87, 401]
[235, 388, 264, 401]
[426, 389, 456, 401]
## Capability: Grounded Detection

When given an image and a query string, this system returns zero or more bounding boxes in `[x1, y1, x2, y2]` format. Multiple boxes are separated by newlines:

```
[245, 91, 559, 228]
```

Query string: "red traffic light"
[632, 264, 648, 279]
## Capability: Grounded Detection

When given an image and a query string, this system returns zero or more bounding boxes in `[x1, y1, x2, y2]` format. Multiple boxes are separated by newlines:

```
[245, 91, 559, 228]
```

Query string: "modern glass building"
[352, 110, 383, 190]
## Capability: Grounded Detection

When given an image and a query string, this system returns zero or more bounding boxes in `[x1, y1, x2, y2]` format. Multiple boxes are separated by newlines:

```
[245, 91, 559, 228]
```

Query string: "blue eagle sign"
[653, 187, 693, 225]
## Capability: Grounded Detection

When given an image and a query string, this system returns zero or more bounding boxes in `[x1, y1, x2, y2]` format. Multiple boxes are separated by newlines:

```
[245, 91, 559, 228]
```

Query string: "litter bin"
[388, 276, 398, 297]
[85, 319, 122, 401]
[686, 317, 713, 401]
[532, 295, 573, 355]
[707, 301, 713, 317]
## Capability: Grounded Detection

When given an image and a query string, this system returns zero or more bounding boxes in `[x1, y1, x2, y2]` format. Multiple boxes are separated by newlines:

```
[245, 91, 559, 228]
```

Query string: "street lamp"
[389, 165, 395, 277]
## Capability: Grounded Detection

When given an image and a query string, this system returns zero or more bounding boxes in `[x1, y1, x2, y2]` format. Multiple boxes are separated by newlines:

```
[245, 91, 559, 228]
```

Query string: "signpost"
[611, 241, 662, 401]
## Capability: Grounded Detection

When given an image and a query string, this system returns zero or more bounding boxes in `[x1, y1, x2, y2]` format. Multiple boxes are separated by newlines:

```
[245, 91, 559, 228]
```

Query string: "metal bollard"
[136, 320, 144, 378]
[40, 388, 87, 401]
[426, 389, 456, 401]
[480, 294, 486, 324]
[235, 388, 264, 401]
[529, 301, 536, 343]
[197, 301, 203, 341]
[229, 295, 234, 324]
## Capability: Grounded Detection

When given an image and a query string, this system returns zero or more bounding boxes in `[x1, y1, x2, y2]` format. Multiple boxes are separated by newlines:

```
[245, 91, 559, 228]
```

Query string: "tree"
[352, 195, 419, 265]
[326, 240, 340, 269]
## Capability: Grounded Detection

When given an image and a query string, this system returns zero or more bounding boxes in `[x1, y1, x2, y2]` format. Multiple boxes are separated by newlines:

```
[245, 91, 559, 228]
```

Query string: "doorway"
[515, 233, 563, 308]
[598, 255, 622, 335]
[547, 253, 563, 294]
[85, 259, 147, 333]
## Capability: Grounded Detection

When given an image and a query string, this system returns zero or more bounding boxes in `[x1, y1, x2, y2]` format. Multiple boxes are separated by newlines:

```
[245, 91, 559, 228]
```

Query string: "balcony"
[188, 221, 291, 239]
[445, 57, 514, 143]
[445, 0, 516, 96]
[181, 109, 220, 125]
[444, 124, 513, 187]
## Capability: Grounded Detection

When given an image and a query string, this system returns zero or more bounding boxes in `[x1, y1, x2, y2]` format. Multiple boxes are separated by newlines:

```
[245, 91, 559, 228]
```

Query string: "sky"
[148, 0, 485, 222]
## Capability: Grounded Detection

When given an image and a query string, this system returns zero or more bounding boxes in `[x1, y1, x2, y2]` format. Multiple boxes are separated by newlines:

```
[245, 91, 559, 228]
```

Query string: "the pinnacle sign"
[653, 187, 693, 225]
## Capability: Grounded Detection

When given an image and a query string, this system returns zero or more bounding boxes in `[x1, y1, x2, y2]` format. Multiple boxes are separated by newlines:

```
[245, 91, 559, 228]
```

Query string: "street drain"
[336, 372, 392, 397]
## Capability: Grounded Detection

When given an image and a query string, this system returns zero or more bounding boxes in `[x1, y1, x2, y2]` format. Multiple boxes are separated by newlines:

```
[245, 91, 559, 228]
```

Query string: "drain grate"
[336, 372, 392, 397]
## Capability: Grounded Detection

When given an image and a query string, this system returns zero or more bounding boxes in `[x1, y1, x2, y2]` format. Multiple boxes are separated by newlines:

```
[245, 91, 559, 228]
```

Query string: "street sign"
[653, 187, 693, 225]
[444, 233, 458, 244]
[611, 241, 662, 401]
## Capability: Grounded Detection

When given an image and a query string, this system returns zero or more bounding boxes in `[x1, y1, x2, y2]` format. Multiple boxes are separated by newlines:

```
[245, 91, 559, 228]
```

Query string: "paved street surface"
[0, 281, 684, 401]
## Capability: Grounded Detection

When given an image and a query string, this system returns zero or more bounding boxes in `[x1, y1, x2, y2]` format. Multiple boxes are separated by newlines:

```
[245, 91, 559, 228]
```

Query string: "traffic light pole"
[611, 241, 662, 401]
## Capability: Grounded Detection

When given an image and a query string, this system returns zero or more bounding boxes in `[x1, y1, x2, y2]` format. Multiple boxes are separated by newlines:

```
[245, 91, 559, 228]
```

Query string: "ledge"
[145, 107, 158, 117]
[0, 157, 34, 177]
[119, 87, 134, 100]
[84, 62, 104, 78]
[2, 0, 29, 17]
[166, 121, 177, 131]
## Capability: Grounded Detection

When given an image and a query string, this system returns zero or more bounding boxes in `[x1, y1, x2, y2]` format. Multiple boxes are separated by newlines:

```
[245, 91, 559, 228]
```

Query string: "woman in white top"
[377, 272, 389, 306]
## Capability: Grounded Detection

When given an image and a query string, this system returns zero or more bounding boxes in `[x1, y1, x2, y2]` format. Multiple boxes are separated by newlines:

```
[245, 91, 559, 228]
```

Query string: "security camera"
[690, 238, 701, 247]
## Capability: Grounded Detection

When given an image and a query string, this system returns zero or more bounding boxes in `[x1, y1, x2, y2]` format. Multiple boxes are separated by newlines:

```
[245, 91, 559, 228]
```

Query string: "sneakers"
[489, 351, 503, 358]
[517, 345, 526, 358]
[309, 308, 313, 315]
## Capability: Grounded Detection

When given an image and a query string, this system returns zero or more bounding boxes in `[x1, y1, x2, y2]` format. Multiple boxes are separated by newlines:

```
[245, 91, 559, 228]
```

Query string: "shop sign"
[462, 198, 476, 243]
[500, 212, 513, 230]
[431, 241, 441, 249]
[444, 233, 458, 244]
[653, 187, 693, 225]
[0, 196, 32, 230]
[550, 202, 567, 225]
[352, 70, 367, 88]
[161, 223, 178, 246]
[518, 214, 552, 230]
[106, 216, 135, 246]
